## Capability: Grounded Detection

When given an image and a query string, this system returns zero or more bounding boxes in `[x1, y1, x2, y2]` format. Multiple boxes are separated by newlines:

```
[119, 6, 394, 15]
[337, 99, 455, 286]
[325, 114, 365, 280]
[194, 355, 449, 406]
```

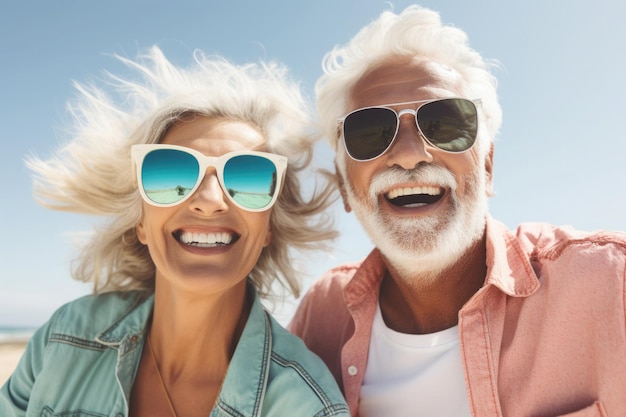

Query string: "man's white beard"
[343, 163, 489, 279]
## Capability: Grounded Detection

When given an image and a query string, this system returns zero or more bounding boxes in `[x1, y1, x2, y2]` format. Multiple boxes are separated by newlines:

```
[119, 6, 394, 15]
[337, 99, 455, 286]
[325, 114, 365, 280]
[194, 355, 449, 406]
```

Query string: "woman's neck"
[148, 278, 250, 382]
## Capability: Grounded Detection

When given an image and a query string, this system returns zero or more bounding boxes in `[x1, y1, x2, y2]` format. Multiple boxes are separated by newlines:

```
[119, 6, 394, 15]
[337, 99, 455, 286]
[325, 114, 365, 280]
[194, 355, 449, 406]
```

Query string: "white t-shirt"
[358, 303, 471, 417]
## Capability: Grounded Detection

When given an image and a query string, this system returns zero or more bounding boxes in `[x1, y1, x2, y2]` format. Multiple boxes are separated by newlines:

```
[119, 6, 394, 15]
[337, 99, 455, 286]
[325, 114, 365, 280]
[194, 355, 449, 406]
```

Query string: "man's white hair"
[316, 5, 502, 157]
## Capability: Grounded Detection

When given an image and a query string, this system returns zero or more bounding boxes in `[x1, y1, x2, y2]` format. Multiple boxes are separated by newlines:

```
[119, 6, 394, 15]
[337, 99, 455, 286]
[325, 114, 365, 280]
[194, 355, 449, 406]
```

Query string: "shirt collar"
[484, 216, 540, 297]
[344, 249, 386, 307]
[344, 216, 541, 305]
[94, 284, 272, 417]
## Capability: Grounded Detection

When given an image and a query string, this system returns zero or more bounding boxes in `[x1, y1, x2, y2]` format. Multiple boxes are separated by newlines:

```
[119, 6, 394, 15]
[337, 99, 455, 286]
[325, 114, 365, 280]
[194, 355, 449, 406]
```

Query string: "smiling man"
[289, 5, 626, 417]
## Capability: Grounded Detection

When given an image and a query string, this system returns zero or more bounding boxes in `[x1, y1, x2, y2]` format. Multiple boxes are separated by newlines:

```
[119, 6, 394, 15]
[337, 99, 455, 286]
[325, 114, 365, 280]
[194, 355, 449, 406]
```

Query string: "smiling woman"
[0, 46, 349, 417]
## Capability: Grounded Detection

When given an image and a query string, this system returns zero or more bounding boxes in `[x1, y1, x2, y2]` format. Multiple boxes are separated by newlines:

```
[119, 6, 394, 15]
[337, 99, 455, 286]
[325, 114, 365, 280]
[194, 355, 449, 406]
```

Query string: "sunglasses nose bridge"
[201, 166, 227, 194]
[397, 107, 441, 149]
[397, 108, 417, 118]
[188, 167, 230, 210]
[387, 108, 434, 165]
[397, 108, 419, 131]
[395, 108, 424, 141]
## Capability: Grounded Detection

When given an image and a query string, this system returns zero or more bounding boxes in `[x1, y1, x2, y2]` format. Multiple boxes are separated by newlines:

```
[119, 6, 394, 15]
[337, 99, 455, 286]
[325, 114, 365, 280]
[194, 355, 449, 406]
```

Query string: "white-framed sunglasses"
[131, 144, 287, 212]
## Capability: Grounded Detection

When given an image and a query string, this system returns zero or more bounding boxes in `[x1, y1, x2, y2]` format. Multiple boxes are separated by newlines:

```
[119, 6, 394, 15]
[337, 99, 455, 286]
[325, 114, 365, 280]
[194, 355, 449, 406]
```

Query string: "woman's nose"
[187, 170, 229, 215]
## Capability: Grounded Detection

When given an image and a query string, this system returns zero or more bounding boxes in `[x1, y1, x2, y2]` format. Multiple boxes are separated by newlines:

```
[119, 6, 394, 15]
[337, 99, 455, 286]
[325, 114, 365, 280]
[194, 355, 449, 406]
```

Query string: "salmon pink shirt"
[289, 217, 626, 417]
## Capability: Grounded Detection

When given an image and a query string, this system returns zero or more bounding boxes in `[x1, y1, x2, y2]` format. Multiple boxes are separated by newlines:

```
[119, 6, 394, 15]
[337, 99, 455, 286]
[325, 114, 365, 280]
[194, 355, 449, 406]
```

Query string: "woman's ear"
[263, 227, 272, 247]
[136, 216, 148, 245]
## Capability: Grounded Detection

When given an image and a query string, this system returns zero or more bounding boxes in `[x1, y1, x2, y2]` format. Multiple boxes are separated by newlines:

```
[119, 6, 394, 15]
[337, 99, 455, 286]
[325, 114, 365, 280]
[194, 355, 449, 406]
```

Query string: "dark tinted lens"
[141, 149, 200, 204]
[343, 107, 398, 160]
[417, 99, 477, 152]
[223, 155, 278, 210]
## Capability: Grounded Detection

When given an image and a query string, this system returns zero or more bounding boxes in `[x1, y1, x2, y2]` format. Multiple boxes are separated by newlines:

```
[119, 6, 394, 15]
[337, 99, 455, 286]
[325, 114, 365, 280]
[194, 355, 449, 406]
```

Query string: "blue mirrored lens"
[141, 149, 199, 204]
[224, 155, 277, 209]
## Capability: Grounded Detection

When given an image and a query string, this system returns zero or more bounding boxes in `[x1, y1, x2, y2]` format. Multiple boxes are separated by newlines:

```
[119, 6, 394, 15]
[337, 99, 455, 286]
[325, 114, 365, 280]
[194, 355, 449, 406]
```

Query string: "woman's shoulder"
[45, 291, 151, 340]
[264, 314, 349, 416]
[53, 291, 148, 319]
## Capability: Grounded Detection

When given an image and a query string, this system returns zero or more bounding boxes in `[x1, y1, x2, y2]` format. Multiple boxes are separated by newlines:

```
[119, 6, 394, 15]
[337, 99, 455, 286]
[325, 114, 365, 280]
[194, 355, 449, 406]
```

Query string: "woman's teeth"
[178, 231, 233, 247]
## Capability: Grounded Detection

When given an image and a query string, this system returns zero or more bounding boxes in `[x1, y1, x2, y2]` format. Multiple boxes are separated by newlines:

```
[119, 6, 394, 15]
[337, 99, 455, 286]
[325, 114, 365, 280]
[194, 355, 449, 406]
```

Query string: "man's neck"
[378, 235, 487, 334]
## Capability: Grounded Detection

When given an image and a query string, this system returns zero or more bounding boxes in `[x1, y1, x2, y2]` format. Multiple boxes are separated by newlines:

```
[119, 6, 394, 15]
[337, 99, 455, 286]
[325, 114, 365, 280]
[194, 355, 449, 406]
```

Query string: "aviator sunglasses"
[338, 97, 480, 161]
[131, 144, 287, 212]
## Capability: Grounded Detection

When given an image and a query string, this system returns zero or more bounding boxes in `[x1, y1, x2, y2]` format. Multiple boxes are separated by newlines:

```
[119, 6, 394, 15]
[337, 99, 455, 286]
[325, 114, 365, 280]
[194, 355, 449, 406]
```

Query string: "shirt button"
[348, 365, 358, 376]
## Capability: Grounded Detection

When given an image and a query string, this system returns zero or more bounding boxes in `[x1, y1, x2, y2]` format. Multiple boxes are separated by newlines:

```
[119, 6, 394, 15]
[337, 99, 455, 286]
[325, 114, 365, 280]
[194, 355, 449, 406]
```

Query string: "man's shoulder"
[308, 260, 363, 293]
[513, 221, 626, 258]
[288, 260, 363, 336]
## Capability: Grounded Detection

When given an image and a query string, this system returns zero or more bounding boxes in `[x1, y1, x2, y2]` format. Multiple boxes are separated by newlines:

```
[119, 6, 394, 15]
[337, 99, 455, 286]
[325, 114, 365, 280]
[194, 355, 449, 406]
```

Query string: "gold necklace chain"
[147, 335, 179, 417]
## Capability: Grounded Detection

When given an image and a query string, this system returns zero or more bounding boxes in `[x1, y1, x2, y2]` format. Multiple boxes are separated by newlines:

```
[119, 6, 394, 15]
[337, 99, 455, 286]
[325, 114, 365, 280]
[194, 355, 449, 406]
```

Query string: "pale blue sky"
[2, 0, 625, 327]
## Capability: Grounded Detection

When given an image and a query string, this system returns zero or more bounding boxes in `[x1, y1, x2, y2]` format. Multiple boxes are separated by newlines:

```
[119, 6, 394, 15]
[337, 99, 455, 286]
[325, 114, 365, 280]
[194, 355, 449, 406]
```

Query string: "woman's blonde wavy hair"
[27, 46, 337, 299]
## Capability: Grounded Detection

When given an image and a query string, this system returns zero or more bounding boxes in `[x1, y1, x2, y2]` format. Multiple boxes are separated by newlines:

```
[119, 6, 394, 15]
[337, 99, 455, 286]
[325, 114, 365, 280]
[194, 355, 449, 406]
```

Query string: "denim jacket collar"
[91, 284, 273, 417]
[96, 292, 153, 348]
[214, 284, 272, 416]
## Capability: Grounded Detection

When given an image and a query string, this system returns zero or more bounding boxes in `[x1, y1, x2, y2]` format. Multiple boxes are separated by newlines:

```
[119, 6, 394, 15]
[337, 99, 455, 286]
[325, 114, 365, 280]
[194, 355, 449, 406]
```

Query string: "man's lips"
[384, 185, 444, 208]
[173, 230, 240, 248]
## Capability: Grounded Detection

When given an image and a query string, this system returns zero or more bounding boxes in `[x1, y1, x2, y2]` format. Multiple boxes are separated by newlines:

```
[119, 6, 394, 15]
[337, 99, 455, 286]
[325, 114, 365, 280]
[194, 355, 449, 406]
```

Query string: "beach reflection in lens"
[224, 155, 277, 210]
[142, 149, 200, 205]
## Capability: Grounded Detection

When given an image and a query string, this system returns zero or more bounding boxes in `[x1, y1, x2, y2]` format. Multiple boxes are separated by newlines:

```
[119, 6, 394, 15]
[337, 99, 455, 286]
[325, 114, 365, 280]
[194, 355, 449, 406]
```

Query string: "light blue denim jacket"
[0, 284, 349, 417]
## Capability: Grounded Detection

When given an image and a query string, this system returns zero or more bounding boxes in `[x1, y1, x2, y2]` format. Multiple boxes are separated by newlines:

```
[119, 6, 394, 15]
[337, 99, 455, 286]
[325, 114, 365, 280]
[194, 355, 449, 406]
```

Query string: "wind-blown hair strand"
[27, 46, 337, 299]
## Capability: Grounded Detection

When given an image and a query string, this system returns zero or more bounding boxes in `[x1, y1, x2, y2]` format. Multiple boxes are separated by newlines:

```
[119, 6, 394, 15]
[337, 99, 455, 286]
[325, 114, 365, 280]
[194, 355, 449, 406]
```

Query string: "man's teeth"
[386, 186, 441, 200]
[179, 231, 233, 247]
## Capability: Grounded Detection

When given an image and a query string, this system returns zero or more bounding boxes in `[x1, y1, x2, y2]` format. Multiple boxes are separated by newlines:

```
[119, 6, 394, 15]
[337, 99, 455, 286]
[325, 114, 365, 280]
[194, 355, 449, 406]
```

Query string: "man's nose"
[384, 111, 434, 169]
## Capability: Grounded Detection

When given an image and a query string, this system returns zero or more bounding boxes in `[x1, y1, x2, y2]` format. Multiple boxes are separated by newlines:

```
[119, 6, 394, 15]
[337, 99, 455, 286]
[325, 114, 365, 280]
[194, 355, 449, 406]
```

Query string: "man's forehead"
[348, 57, 464, 107]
